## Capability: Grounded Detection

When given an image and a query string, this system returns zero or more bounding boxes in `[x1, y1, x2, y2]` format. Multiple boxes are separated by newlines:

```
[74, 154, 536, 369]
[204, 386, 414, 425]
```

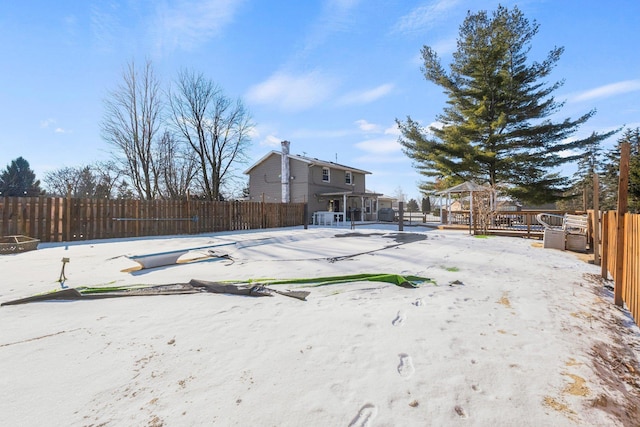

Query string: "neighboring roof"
[244, 151, 371, 175]
[436, 181, 489, 195]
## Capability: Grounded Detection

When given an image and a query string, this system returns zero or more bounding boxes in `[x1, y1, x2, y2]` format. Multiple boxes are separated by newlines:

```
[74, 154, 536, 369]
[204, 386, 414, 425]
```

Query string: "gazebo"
[436, 181, 492, 233]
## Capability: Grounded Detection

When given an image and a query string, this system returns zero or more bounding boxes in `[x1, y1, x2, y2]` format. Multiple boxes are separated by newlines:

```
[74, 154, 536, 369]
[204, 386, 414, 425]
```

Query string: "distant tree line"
[2, 60, 254, 201]
[559, 128, 640, 213]
[42, 161, 128, 198]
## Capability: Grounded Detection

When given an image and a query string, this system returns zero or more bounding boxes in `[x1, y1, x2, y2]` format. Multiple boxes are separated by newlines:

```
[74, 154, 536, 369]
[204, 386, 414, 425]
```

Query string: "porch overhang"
[315, 191, 383, 222]
[317, 191, 383, 198]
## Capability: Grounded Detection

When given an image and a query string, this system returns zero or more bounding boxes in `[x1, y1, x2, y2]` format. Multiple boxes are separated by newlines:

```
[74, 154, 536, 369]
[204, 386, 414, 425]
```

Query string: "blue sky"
[1, 0, 639, 200]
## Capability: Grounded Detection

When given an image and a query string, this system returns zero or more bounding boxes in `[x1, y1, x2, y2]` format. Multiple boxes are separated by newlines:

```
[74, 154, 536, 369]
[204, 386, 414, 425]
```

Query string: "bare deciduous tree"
[92, 160, 123, 198]
[44, 166, 81, 196]
[43, 161, 122, 198]
[157, 131, 198, 199]
[168, 69, 253, 201]
[101, 60, 162, 200]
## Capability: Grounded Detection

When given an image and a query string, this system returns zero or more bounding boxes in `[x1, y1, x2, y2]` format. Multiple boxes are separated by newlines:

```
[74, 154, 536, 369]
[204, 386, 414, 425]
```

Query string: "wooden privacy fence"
[601, 211, 640, 327]
[0, 197, 306, 242]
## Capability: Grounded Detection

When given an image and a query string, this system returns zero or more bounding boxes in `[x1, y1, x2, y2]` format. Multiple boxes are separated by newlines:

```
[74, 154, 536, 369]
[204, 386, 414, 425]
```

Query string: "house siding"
[246, 151, 374, 222]
[248, 153, 311, 204]
[307, 165, 367, 216]
[289, 159, 311, 204]
[308, 166, 365, 193]
[247, 153, 283, 203]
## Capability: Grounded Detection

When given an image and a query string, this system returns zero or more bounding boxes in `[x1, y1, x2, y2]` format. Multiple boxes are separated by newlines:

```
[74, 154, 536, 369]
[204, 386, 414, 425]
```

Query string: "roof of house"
[244, 151, 371, 175]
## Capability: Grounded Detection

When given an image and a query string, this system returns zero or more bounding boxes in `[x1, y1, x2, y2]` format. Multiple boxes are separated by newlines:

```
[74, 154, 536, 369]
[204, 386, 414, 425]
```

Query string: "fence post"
[614, 142, 630, 307]
[601, 212, 609, 279]
[303, 203, 308, 230]
[593, 173, 600, 266]
[65, 188, 72, 242]
[398, 202, 404, 231]
[186, 191, 191, 234]
[261, 193, 266, 229]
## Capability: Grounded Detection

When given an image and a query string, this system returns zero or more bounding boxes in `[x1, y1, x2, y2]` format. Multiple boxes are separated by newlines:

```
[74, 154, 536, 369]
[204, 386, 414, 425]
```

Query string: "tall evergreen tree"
[406, 198, 419, 211]
[563, 129, 620, 210]
[601, 128, 640, 212]
[630, 130, 640, 213]
[397, 5, 614, 204]
[421, 197, 431, 213]
[0, 157, 42, 196]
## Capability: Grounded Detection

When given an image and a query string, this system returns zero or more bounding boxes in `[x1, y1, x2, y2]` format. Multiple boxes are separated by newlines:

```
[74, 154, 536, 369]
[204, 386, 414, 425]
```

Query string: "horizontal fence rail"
[0, 197, 306, 242]
[400, 209, 573, 239]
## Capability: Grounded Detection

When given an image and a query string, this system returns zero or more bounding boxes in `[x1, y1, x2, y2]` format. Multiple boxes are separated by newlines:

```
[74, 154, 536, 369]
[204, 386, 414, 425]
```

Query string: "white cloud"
[301, 0, 362, 53]
[430, 36, 458, 55]
[40, 119, 70, 134]
[355, 138, 402, 154]
[90, 3, 120, 52]
[152, 0, 245, 53]
[246, 71, 338, 112]
[428, 121, 444, 131]
[247, 126, 260, 140]
[260, 135, 282, 147]
[338, 83, 394, 105]
[384, 123, 401, 136]
[392, 0, 461, 34]
[571, 80, 640, 102]
[410, 37, 457, 67]
[355, 119, 381, 133]
[40, 119, 56, 128]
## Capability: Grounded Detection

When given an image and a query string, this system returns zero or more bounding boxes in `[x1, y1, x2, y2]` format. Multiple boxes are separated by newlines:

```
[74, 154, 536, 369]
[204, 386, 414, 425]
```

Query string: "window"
[345, 171, 352, 185]
[322, 167, 330, 182]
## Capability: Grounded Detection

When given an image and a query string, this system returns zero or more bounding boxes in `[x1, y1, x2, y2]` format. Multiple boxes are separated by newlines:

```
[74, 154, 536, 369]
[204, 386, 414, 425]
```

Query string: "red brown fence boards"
[607, 211, 617, 279]
[0, 196, 305, 243]
[625, 214, 640, 326]
[602, 211, 640, 327]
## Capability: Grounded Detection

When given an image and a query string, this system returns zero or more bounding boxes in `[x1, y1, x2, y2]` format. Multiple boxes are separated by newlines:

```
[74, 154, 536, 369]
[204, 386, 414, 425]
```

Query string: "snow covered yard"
[1, 225, 639, 426]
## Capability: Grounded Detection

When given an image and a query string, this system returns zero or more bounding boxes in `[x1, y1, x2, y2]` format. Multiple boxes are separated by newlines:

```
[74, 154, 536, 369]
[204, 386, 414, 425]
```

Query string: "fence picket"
[0, 196, 305, 243]
[600, 210, 640, 327]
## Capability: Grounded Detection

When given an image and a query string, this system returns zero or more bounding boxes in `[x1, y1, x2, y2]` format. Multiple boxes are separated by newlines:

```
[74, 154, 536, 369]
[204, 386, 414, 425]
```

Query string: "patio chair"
[535, 213, 588, 252]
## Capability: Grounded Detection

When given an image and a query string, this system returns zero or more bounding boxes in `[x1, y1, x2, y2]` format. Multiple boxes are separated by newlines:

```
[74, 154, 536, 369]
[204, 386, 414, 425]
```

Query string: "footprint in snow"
[348, 403, 378, 427]
[397, 353, 415, 378]
[455, 405, 468, 418]
[413, 298, 424, 306]
[392, 311, 406, 326]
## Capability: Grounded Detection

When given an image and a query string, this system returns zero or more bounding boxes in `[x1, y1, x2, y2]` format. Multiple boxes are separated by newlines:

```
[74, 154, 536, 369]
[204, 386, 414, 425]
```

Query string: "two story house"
[244, 141, 382, 222]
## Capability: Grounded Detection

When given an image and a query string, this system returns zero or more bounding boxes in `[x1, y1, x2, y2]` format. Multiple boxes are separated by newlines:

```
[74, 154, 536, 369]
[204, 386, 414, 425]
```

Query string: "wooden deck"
[435, 224, 543, 239]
